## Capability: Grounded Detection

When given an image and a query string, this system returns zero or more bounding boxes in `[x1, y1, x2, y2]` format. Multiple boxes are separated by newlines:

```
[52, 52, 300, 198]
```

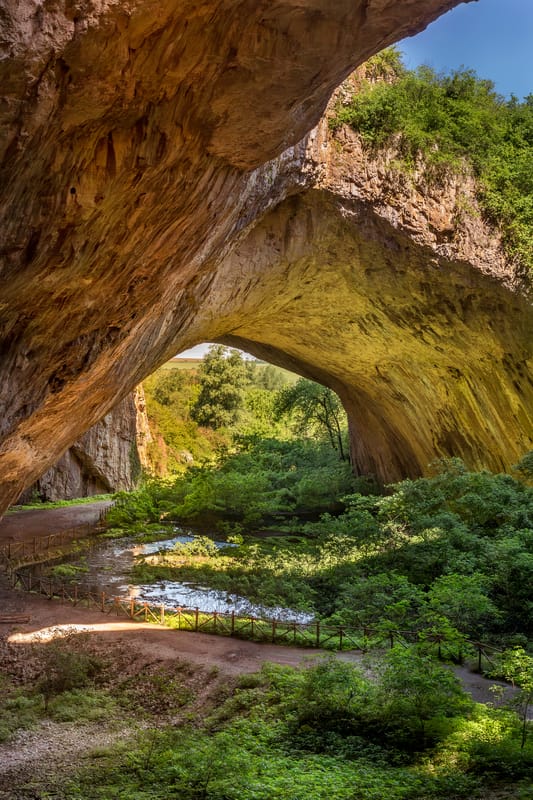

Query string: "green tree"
[253, 364, 290, 391]
[514, 450, 533, 481]
[293, 657, 375, 735]
[426, 572, 499, 637]
[274, 378, 349, 460]
[151, 368, 187, 407]
[377, 646, 471, 749]
[191, 345, 248, 429]
[496, 647, 533, 749]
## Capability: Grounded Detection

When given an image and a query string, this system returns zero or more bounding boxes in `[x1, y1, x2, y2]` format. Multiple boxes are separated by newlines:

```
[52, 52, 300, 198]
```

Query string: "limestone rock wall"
[18, 391, 145, 502]
[210, 113, 533, 480]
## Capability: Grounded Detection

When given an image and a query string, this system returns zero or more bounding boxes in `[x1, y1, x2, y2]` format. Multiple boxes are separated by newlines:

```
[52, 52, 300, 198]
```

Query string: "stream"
[28, 530, 313, 623]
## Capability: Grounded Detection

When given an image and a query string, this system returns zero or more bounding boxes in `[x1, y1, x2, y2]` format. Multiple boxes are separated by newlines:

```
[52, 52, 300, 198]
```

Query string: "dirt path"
[3, 590, 350, 675]
[0, 501, 112, 544]
[1, 590, 521, 704]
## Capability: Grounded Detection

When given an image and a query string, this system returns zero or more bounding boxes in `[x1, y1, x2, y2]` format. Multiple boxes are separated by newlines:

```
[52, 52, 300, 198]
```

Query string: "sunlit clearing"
[8, 621, 166, 644]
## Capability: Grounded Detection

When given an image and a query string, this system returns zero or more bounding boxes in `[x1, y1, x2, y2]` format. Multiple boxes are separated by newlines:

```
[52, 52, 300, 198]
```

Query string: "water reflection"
[58, 531, 313, 623]
[123, 579, 312, 622]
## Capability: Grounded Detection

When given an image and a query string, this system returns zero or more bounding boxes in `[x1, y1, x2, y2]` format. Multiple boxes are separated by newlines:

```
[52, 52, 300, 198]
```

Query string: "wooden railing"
[0, 524, 104, 568]
[7, 566, 502, 665]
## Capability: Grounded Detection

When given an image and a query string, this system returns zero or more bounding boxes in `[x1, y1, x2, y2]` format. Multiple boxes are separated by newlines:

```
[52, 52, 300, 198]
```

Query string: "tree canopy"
[274, 378, 349, 460]
[191, 345, 248, 429]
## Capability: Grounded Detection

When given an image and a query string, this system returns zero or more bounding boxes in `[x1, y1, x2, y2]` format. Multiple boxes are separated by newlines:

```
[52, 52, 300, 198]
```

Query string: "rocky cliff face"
[216, 118, 533, 480]
[17, 391, 146, 502]
[3, 0, 529, 514]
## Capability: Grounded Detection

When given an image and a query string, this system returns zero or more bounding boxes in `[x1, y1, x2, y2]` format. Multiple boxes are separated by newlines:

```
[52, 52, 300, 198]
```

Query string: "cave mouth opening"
[144, 341, 351, 477]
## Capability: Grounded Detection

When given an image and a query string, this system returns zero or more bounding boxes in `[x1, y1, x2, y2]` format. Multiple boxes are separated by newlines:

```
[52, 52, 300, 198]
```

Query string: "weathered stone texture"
[17, 391, 145, 501]
[3, 0, 530, 513]
[216, 118, 533, 480]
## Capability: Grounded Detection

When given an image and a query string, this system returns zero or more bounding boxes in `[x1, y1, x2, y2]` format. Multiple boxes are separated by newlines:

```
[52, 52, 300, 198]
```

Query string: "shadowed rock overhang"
[1, 0, 531, 514]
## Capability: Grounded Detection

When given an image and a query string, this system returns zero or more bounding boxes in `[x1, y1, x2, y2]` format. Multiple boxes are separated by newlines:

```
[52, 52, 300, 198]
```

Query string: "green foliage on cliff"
[332, 49, 533, 273]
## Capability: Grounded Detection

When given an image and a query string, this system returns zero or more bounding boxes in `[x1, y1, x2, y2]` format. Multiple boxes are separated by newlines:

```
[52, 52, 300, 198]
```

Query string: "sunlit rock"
[3, 0, 525, 513]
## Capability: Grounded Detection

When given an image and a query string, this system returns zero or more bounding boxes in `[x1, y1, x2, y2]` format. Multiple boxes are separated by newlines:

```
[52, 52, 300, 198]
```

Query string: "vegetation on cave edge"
[330, 47, 533, 275]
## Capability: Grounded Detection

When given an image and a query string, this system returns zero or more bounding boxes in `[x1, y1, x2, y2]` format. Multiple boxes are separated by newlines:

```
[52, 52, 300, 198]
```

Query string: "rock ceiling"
[2, 0, 532, 514]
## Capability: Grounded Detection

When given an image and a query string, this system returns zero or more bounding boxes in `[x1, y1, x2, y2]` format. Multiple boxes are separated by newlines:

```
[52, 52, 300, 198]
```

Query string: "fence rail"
[0, 524, 103, 568]
[6, 565, 502, 664]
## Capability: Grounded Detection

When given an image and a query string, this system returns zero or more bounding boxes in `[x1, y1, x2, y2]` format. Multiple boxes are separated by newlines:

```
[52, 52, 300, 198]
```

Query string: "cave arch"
[1, 0, 531, 515]
[208, 188, 533, 482]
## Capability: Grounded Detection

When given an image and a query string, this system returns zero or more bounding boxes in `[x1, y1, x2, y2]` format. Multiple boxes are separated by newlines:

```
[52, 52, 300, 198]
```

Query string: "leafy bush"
[170, 535, 220, 558]
[38, 635, 103, 710]
[112, 438, 360, 531]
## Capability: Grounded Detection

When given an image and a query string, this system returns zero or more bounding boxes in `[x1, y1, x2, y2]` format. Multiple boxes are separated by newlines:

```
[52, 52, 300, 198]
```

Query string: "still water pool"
[47, 531, 313, 623]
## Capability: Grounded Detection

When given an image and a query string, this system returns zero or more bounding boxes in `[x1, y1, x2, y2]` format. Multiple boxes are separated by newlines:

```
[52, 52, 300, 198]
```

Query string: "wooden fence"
[0, 524, 103, 568]
[7, 565, 501, 664]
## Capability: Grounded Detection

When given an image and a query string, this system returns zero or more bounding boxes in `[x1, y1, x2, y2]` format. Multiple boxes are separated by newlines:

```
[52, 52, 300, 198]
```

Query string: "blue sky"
[178, 0, 531, 361]
[400, 0, 533, 100]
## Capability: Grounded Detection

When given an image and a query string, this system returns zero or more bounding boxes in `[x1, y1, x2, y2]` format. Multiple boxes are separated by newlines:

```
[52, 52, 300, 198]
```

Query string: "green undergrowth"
[331, 48, 533, 275]
[108, 437, 360, 531]
[119, 454, 533, 648]
[57, 657, 533, 800]
[9, 493, 112, 512]
[0, 635, 117, 743]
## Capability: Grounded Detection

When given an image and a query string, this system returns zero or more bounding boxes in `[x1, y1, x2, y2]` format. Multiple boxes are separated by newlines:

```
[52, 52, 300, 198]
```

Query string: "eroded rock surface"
[17, 390, 145, 501]
[3, 0, 529, 514]
[218, 122, 533, 480]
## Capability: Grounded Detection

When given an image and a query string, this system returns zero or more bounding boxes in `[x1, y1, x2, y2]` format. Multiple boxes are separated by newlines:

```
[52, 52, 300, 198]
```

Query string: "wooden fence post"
[129, 598, 135, 619]
[213, 610, 217, 632]
[160, 604, 165, 624]
[195, 607, 199, 631]
[101, 592, 106, 612]
[272, 619, 277, 643]
[231, 610, 235, 635]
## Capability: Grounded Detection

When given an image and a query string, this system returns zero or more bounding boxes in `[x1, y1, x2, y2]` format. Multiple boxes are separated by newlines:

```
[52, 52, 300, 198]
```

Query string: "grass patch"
[9, 493, 113, 512]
